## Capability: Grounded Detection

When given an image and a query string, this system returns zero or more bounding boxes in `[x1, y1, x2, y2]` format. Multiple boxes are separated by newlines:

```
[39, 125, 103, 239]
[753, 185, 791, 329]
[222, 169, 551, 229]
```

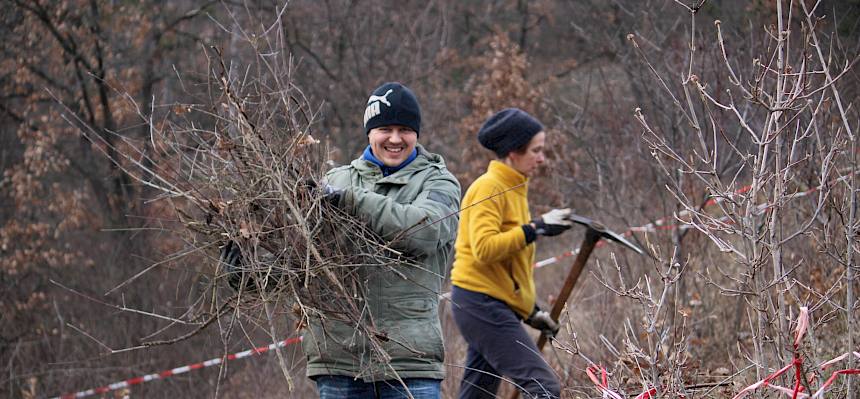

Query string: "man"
[225, 82, 460, 398]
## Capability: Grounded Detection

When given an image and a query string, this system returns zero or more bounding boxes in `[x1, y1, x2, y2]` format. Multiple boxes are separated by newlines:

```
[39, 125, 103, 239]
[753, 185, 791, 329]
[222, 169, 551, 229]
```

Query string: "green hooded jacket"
[302, 144, 461, 382]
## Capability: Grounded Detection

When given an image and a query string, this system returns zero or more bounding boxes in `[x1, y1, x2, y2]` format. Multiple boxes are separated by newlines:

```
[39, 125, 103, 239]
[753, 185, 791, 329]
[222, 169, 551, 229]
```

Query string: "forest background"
[2, 0, 859, 398]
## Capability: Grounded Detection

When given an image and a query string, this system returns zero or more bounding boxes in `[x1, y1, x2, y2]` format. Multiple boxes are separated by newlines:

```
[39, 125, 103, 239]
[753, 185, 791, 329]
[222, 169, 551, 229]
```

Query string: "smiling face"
[368, 125, 418, 167]
[505, 131, 546, 177]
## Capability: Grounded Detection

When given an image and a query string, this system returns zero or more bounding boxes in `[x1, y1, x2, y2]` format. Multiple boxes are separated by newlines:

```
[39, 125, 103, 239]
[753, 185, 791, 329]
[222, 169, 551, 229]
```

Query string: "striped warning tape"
[50, 171, 857, 397]
[730, 307, 860, 399]
[51, 336, 303, 399]
[586, 308, 860, 398]
[534, 169, 856, 269]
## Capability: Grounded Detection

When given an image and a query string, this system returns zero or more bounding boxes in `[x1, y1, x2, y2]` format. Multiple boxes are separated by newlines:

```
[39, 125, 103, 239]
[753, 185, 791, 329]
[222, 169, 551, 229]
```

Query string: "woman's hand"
[531, 208, 573, 237]
[525, 306, 560, 337]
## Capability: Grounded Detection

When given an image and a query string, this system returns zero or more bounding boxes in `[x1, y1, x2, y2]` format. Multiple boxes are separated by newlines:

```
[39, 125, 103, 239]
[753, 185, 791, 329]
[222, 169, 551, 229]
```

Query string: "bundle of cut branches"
[66, 45, 414, 372]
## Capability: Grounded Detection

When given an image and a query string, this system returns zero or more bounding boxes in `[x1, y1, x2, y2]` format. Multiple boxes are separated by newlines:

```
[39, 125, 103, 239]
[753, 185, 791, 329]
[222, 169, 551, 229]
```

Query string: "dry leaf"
[239, 220, 251, 238]
[298, 134, 320, 147]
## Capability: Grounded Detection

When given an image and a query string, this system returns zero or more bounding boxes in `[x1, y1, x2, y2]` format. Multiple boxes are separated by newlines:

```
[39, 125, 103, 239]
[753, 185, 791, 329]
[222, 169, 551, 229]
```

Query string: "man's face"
[368, 125, 418, 167]
[506, 131, 546, 177]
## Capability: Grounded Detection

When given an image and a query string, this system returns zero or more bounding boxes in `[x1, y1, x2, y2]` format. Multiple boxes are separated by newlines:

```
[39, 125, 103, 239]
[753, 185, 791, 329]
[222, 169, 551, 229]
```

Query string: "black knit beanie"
[477, 108, 544, 157]
[363, 82, 421, 135]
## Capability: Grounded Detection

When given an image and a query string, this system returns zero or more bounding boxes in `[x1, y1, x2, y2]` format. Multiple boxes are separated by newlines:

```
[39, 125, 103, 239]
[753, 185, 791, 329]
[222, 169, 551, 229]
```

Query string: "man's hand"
[302, 179, 343, 205]
[525, 306, 560, 337]
[532, 208, 573, 237]
[220, 241, 245, 291]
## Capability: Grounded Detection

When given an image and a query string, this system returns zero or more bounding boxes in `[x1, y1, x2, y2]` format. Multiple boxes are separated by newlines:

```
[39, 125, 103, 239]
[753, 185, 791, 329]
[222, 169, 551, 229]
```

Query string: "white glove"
[542, 208, 572, 226]
[532, 208, 573, 237]
[526, 307, 560, 337]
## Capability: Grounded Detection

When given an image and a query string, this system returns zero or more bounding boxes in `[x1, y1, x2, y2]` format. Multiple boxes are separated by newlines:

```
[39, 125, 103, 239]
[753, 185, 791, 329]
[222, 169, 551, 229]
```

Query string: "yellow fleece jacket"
[451, 160, 535, 318]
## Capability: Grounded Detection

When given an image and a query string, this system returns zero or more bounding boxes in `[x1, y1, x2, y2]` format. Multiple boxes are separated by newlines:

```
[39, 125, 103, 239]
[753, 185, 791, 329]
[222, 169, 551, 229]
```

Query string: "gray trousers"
[451, 286, 561, 399]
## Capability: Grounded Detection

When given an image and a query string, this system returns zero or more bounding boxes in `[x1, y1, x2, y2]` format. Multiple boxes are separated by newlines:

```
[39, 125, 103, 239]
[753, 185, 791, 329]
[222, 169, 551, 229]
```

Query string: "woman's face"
[506, 132, 546, 177]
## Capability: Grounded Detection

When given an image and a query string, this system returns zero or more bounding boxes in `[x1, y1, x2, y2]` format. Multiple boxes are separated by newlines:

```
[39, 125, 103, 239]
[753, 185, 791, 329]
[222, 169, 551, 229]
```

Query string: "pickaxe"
[509, 213, 644, 399]
[535, 213, 644, 350]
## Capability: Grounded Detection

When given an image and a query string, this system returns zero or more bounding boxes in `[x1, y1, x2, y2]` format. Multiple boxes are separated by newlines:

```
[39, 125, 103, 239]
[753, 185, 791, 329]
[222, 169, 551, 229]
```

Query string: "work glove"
[219, 240, 246, 291]
[219, 241, 282, 292]
[532, 208, 573, 237]
[301, 179, 344, 206]
[525, 306, 560, 337]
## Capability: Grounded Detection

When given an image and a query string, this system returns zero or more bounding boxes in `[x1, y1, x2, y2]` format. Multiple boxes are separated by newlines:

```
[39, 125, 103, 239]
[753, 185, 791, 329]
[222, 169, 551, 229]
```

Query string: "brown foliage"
[1, 1, 858, 398]
[456, 33, 543, 185]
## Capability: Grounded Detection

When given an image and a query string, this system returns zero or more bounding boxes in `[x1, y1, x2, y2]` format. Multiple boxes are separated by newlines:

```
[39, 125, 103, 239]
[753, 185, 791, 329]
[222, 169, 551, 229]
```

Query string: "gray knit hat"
[477, 108, 544, 157]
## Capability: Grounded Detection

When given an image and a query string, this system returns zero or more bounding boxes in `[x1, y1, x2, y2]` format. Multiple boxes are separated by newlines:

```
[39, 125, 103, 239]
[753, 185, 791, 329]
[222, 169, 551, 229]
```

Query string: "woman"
[450, 108, 571, 399]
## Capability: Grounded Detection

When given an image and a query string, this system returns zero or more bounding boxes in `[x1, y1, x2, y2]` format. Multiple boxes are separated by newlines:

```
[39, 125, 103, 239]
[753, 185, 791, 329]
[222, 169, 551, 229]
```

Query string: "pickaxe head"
[566, 213, 645, 255]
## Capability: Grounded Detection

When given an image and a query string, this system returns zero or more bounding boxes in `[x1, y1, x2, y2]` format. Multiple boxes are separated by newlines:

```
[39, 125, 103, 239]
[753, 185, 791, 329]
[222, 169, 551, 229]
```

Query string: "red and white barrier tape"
[584, 308, 859, 398]
[731, 351, 860, 399]
[52, 171, 857, 398]
[51, 336, 302, 399]
[586, 365, 624, 399]
[729, 307, 860, 399]
[534, 169, 856, 269]
[586, 364, 659, 399]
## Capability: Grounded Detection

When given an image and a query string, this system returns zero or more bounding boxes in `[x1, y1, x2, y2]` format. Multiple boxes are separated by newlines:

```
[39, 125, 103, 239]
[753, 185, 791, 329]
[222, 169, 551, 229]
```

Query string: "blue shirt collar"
[362, 145, 418, 176]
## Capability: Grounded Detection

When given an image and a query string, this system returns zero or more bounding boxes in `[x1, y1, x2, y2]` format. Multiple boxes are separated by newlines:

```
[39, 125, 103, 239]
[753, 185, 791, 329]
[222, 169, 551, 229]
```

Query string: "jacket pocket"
[303, 317, 364, 365]
[381, 299, 443, 362]
[504, 260, 521, 296]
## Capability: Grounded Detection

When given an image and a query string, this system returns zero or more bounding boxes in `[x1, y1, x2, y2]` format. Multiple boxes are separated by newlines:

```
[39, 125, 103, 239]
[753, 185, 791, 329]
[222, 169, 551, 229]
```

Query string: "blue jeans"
[314, 375, 441, 399]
